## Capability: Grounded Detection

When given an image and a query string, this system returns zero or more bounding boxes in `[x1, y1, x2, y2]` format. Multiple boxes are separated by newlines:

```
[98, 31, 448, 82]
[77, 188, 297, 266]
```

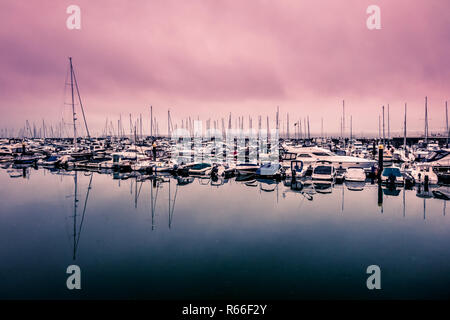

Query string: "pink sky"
[0, 0, 449, 137]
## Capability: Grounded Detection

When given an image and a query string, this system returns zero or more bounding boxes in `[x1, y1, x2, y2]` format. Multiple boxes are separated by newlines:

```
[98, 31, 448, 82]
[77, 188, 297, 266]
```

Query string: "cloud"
[0, 0, 449, 135]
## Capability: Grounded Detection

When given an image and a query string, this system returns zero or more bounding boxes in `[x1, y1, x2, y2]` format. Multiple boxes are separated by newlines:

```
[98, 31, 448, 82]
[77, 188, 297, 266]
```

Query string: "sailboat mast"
[287, 113, 290, 139]
[168, 109, 171, 138]
[342, 100, 345, 148]
[307, 116, 310, 140]
[382, 105, 385, 146]
[425, 96, 428, 144]
[350, 116, 352, 142]
[446, 101, 449, 148]
[321, 117, 323, 138]
[387, 104, 390, 145]
[378, 115, 381, 141]
[69, 57, 77, 150]
[404, 103, 407, 150]
[150, 105, 153, 138]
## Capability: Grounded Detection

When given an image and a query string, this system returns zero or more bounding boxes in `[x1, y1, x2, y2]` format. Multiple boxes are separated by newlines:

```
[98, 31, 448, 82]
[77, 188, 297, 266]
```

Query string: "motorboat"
[380, 167, 404, 185]
[283, 146, 375, 172]
[284, 160, 306, 179]
[177, 162, 211, 175]
[131, 160, 154, 172]
[408, 163, 438, 185]
[151, 160, 175, 173]
[13, 155, 39, 165]
[37, 155, 61, 167]
[344, 167, 366, 182]
[311, 160, 336, 181]
[255, 162, 282, 178]
[235, 163, 260, 175]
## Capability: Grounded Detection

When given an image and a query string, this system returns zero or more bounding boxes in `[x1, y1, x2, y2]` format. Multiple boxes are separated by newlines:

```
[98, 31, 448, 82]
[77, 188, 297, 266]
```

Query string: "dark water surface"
[1, 167, 449, 300]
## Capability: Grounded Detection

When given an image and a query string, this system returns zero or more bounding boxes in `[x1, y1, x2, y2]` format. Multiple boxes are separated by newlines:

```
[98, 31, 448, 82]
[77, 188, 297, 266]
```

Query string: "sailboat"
[65, 57, 92, 161]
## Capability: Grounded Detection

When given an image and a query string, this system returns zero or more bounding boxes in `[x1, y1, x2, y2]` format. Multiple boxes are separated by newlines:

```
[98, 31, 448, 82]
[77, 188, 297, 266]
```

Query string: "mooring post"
[291, 162, 297, 184]
[424, 175, 429, 192]
[377, 144, 384, 180]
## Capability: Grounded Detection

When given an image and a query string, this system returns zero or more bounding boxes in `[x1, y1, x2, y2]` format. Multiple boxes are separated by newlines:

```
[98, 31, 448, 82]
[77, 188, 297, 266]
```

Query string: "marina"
[1, 1, 450, 305]
[1, 161, 450, 299]
[1, 58, 450, 299]
[2, 109, 450, 299]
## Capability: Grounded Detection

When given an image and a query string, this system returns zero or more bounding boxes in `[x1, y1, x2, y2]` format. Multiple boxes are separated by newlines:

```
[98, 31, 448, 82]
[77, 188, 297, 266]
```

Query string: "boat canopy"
[382, 167, 402, 177]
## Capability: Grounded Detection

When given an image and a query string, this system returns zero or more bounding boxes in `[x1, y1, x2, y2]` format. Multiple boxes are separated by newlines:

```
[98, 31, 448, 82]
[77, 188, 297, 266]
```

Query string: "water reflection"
[71, 171, 92, 260]
[4, 167, 448, 225]
[1, 167, 450, 299]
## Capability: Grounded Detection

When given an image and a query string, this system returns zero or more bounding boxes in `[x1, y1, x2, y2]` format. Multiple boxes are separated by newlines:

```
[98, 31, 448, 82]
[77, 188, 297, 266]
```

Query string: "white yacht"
[423, 150, 450, 167]
[405, 163, 439, 185]
[283, 146, 376, 171]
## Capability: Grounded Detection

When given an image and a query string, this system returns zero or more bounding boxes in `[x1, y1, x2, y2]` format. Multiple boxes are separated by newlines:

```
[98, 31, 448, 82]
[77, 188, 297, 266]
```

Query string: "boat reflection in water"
[1, 166, 450, 300]
[345, 180, 366, 191]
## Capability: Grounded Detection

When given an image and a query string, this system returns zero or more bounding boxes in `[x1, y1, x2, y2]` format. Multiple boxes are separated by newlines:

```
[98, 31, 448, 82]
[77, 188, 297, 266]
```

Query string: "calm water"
[1, 167, 450, 300]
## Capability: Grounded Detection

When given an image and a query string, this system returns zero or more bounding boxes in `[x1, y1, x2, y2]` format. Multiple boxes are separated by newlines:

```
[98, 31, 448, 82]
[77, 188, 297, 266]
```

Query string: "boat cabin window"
[314, 166, 332, 175]
[298, 153, 312, 158]
[312, 152, 332, 156]
[426, 151, 449, 161]
[283, 152, 297, 160]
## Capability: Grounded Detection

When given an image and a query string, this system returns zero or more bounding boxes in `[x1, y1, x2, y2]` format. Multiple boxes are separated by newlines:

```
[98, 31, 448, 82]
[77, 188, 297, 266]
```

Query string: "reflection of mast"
[423, 199, 426, 220]
[72, 172, 93, 260]
[150, 179, 159, 230]
[403, 187, 406, 218]
[341, 185, 344, 212]
[168, 179, 178, 229]
[134, 178, 144, 209]
[72, 171, 78, 260]
[276, 182, 279, 204]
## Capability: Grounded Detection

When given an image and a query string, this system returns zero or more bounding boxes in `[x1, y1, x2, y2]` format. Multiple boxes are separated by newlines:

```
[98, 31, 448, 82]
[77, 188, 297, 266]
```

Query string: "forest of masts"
[1, 98, 449, 144]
